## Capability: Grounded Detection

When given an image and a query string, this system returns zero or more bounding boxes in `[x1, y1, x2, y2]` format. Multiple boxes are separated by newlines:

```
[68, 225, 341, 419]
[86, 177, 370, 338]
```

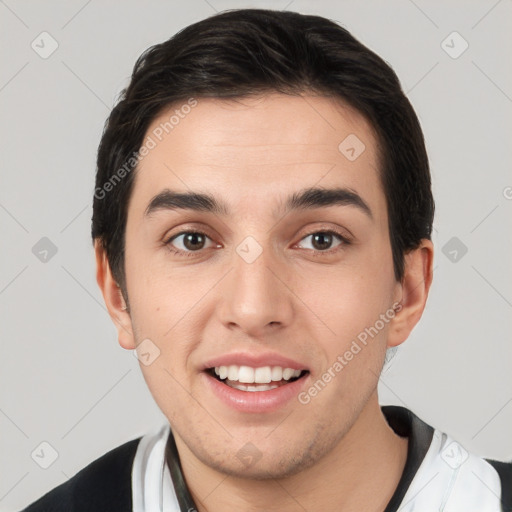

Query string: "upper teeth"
[214, 365, 302, 383]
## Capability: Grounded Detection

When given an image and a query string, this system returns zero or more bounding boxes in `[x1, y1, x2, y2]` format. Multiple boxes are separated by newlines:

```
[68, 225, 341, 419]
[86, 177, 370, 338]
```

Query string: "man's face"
[122, 94, 402, 478]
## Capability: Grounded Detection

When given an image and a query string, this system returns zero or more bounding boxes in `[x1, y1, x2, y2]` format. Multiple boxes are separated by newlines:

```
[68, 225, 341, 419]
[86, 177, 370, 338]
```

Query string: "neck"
[171, 394, 408, 512]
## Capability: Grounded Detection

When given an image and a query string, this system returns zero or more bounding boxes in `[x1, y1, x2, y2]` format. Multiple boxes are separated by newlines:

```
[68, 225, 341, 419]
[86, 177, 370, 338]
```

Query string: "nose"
[217, 238, 294, 338]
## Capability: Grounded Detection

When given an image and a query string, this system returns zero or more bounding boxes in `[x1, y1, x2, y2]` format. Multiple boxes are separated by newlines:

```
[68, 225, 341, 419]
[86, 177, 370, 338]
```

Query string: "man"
[22, 8, 511, 512]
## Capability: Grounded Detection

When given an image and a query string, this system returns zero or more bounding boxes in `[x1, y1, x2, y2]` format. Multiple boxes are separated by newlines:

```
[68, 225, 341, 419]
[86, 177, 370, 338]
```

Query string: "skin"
[96, 93, 433, 511]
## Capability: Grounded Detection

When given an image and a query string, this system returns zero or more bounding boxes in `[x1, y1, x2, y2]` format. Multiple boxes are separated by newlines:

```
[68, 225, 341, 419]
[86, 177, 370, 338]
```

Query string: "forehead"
[130, 94, 385, 220]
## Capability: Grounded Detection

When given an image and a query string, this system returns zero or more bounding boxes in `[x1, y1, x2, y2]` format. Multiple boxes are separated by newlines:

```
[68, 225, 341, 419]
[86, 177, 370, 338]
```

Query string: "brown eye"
[311, 232, 334, 251]
[297, 230, 348, 253]
[167, 231, 214, 254]
[182, 232, 206, 250]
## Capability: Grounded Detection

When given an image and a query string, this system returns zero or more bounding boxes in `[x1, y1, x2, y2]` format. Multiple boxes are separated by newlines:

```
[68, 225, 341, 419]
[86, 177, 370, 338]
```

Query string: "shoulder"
[402, 429, 512, 511]
[485, 457, 512, 510]
[20, 437, 142, 512]
[382, 406, 512, 511]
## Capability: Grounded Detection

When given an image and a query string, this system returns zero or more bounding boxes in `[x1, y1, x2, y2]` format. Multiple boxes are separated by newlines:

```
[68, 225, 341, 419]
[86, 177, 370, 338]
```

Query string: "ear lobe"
[387, 239, 434, 348]
[94, 240, 136, 350]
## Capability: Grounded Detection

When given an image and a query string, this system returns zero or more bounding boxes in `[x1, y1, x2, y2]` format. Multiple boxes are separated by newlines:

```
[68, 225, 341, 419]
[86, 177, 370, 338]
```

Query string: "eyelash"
[164, 229, 351, 258]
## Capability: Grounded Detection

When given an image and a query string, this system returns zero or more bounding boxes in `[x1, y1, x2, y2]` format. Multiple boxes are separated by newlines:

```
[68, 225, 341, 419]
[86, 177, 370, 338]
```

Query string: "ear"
[387, 239, 434, 348]
[94, 240, 136, 350]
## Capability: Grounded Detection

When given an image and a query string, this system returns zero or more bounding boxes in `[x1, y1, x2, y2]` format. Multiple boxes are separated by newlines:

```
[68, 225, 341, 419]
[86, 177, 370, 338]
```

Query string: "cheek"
[295, 249, 395, 380]
[137, 359, 194, 429]
[297, 256, 394, 333]
[125, 242, 201, 333]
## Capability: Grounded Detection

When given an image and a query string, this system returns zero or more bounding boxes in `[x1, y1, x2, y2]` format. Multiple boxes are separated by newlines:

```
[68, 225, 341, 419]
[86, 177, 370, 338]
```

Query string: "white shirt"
[131, 407, 507, 512]
[131, 423, 179, 512]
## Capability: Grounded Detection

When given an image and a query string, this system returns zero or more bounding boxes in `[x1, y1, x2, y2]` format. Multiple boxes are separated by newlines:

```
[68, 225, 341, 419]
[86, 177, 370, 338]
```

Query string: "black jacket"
[21, 406, 512, 512]
[21, 439, 138, 512]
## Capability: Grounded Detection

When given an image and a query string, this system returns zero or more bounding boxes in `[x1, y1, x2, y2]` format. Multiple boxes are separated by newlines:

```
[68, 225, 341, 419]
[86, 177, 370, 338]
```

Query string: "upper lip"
[202, 352, 309, 371]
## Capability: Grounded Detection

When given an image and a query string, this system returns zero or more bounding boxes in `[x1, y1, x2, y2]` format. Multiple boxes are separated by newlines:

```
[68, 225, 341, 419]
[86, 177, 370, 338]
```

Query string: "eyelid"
[163, 223, 215, 244]
[296, 224, 353, 242]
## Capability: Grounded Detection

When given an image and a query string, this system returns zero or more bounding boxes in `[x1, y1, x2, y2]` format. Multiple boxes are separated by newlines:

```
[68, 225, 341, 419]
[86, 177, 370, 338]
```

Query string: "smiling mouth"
[206, 366, 309, 392]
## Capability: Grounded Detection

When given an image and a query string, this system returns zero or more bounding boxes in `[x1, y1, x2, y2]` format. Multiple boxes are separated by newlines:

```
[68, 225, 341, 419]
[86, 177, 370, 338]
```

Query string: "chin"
[212, 455, 314, 481]
[193, 430, 333, 482]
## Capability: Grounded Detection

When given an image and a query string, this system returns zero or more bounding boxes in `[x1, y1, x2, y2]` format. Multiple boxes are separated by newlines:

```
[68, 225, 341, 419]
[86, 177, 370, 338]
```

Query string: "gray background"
[1, 0, 511, 510]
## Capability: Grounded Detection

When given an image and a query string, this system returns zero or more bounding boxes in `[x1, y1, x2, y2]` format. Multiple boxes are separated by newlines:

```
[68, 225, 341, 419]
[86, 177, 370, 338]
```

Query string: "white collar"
[131, 423, 179, 512]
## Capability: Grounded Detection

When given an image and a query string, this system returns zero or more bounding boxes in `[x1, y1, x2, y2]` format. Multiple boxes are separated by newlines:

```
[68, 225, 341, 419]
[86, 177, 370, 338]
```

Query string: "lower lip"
[202, 372, 309, 413]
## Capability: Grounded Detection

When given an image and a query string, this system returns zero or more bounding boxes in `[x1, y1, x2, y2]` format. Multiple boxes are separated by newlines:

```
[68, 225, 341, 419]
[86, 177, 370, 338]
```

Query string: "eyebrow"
[144, 186, 373, 220]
